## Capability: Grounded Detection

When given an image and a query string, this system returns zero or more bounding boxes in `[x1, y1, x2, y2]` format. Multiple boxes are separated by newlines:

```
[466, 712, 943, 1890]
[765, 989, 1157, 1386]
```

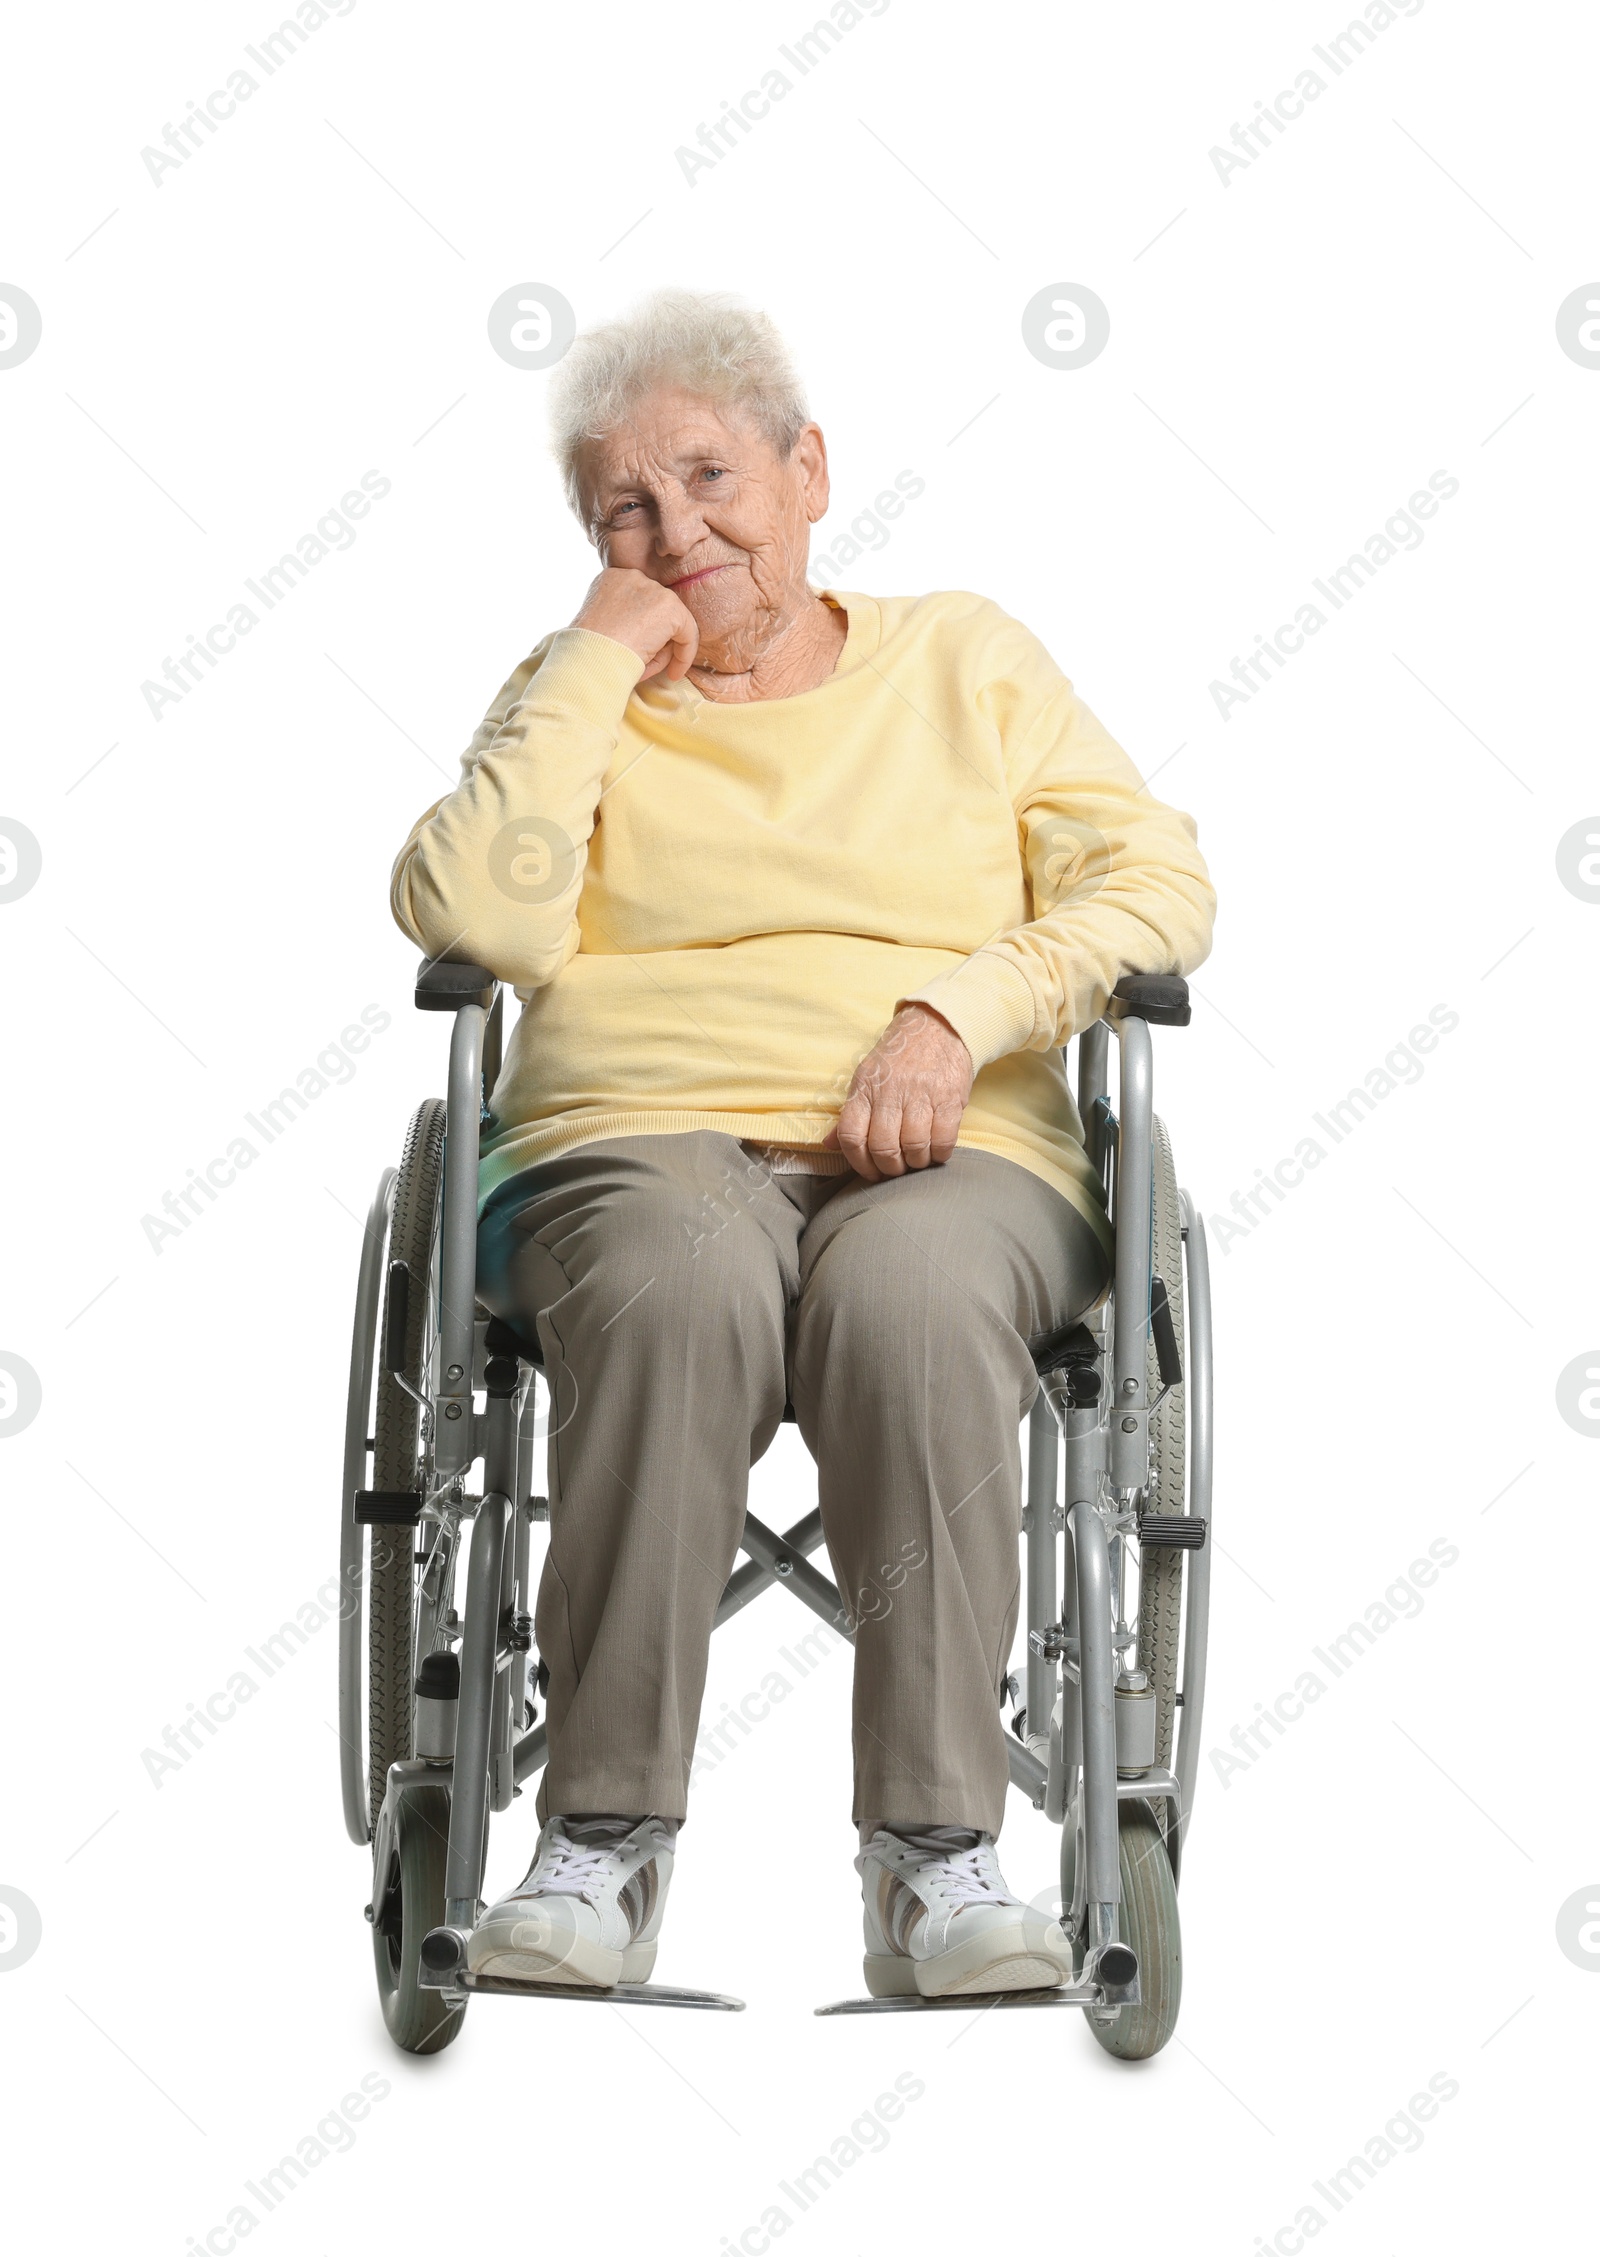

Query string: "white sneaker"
[467, 1816, 675, 1988]
[858, 1826, 1074, 1998]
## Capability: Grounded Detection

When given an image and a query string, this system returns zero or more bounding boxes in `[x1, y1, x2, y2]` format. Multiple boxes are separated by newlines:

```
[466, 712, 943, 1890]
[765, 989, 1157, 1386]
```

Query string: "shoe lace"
[528, 1834, 623, 1902]
[923, 1843, 1018, 1910]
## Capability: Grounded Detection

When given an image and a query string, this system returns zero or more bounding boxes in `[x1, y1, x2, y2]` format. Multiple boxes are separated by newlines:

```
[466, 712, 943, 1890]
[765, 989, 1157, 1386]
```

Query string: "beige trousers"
[475, 1131, 1108, 1837]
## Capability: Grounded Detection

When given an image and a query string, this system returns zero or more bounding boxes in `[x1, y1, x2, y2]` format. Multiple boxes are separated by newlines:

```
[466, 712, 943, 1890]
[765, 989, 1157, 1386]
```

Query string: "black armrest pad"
[415, 958, 498, 1013]
[1108, 974, 1191, 1027]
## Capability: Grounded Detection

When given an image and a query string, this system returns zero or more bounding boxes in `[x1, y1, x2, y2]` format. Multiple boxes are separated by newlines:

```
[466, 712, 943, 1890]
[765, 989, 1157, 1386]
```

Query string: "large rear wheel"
[368, 1098, 446, 1826]
[1136, 1116, 1188, 1771]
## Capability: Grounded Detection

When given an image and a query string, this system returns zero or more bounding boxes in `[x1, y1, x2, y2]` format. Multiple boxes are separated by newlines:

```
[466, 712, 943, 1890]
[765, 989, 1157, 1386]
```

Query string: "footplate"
[817, 1981, 1103, 2015]
[417, 1923, 742, 2009]
[444, 1971, 744, 2011]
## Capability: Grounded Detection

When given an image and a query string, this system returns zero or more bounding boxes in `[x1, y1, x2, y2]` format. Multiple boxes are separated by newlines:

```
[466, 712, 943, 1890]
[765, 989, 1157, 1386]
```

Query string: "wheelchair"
[339, 959, 1213, 2057]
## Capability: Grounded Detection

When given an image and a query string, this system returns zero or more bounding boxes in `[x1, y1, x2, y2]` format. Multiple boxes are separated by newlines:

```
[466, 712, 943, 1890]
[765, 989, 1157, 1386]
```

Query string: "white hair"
[548, 289, 810, 520]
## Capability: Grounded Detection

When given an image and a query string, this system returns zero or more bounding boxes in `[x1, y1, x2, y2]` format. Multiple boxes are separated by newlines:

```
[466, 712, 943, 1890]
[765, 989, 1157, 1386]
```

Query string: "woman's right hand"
[570, 567, 699, 682]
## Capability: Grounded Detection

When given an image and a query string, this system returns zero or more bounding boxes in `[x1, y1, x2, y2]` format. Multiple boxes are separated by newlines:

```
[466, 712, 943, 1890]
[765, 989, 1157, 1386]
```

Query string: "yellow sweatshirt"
[390, 588, 1215, 1251]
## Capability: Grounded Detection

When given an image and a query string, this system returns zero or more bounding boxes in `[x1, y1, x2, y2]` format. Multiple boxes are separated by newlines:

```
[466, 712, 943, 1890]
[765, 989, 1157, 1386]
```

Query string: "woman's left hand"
[825, 1002, 975, 1182]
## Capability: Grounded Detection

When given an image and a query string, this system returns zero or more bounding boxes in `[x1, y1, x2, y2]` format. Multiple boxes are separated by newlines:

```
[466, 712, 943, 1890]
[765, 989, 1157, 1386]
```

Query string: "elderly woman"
[390, 291, 1214, 2000]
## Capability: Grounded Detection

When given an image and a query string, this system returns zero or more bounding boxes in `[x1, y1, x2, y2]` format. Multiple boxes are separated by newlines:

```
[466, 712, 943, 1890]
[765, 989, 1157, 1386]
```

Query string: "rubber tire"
[1136, 1115, 1188, 1771]
[1085, 1798, 1182, 2061]
[368, 1098, 446, 1828]
[372, 1783, 466, 2055]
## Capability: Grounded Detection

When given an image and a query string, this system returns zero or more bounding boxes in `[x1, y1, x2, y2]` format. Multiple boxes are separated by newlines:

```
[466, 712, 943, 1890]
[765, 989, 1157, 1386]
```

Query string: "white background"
[2, 0, 1595, 2249]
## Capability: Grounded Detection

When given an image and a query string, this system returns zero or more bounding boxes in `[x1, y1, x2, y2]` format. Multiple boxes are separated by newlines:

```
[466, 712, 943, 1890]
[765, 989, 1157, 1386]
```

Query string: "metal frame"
[1018, 1008, 1214, 2013]
[341, 975, 1213, 2023]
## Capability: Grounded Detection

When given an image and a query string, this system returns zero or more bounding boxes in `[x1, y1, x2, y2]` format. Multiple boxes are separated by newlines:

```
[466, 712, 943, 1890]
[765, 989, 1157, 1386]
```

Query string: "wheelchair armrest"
[415, 958, 499, 1013]
[1107, 974, 1190, 1028]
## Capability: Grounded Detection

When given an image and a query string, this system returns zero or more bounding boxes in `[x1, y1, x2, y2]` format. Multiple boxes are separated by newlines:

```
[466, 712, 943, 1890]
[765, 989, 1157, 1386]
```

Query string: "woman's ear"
[793, 422, 831, 525]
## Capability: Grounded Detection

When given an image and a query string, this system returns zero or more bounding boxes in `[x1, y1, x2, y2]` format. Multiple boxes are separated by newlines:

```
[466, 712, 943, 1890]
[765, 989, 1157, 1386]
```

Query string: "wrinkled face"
[576, 387, 830, 659]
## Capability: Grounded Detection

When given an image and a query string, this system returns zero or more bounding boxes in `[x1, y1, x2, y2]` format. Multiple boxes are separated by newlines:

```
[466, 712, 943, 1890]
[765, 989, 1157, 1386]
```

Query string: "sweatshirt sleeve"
[904, 636, 1216, 1069]
[389, 628, 646, 988]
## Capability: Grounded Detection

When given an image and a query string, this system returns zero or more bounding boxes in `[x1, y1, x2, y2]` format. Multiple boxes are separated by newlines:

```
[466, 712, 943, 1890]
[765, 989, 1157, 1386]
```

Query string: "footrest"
[1137, 1513, 1207, 1549]
[455, 1972, 744, 2011]
[817, 1983, 1101, 2015]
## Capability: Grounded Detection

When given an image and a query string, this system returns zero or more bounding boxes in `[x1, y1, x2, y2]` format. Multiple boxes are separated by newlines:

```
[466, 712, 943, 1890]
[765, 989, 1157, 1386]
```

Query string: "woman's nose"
[654, 488, 709, 559]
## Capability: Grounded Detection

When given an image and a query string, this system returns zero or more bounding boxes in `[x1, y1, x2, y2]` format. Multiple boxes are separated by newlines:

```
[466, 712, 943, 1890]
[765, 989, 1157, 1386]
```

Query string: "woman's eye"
[700, 467, 725, 483]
